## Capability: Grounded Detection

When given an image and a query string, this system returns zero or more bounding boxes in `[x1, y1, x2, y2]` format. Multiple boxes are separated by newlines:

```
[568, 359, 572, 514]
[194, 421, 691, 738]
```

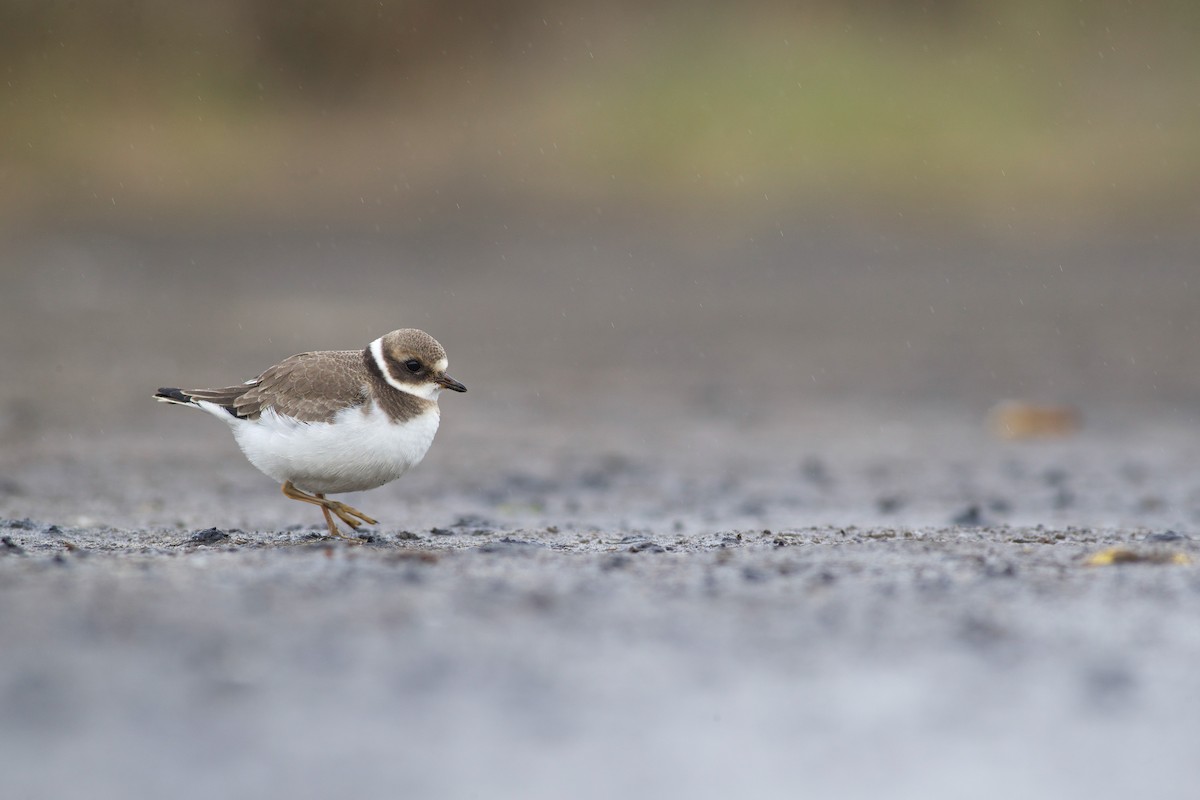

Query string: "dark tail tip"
[154, 387, 193, 404]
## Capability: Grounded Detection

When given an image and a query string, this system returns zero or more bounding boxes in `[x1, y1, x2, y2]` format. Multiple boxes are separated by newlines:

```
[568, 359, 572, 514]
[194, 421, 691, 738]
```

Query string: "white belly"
[228, 403, 441, 494]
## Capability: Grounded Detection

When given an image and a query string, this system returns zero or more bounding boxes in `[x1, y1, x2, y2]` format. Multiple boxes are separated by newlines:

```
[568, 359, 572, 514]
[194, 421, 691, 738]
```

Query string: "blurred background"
[1, 0, 1198, 445]
[4, 7, 1200, 797]
[4, 0, 1200, 233]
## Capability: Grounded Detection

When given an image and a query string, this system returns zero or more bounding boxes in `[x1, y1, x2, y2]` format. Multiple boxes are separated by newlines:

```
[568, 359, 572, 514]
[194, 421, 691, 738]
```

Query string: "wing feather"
[185, 350, 368, 423]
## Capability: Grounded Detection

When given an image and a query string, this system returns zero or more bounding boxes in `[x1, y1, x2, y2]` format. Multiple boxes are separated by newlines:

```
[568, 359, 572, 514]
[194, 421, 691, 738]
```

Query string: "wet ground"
[2, 222, 1200, 798]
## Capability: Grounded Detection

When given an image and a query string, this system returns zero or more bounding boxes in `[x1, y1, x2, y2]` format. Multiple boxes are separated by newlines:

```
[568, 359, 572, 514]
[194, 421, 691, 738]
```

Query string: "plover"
[154, 328, 466, 539]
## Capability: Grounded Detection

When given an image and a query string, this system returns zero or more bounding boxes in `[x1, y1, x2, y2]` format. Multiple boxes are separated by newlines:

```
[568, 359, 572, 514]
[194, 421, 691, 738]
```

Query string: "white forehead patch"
[434, 357, 448, 373]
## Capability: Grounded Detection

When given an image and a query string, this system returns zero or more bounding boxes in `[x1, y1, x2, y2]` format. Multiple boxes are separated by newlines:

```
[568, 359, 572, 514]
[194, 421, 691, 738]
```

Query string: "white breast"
[228, 403, 441, 495]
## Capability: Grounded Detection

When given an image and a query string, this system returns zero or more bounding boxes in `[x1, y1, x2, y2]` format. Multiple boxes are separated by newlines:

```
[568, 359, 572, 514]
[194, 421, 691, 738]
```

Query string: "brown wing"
[186, 350, 368, 423]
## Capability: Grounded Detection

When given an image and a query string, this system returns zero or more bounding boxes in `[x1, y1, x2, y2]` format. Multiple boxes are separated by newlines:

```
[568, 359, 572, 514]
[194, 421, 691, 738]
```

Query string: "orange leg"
[317, 497, 339, 537]
[281, 480, 378, 540]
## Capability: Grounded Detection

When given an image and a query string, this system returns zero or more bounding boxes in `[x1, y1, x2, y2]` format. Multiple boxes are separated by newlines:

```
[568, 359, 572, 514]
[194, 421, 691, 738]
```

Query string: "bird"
[154, 328, 466, 539]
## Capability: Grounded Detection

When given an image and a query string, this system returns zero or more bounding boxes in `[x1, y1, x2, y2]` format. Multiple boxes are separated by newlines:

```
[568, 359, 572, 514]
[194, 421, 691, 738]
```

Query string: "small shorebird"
[154, 328, 466, 539]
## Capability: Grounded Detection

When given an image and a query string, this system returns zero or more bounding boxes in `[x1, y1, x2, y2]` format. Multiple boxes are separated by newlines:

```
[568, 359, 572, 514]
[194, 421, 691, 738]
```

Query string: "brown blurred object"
[987, 401, 1081, 440]
[1083, 548, 1192, 567]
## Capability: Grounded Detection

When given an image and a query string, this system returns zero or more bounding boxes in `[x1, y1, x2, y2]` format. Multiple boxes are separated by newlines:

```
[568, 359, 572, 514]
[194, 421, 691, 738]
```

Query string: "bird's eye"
[404, 359, 422, 373]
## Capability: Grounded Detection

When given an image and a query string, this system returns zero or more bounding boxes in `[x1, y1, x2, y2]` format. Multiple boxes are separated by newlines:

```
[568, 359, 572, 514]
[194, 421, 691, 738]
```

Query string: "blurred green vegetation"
[2, 0, 1198, 234]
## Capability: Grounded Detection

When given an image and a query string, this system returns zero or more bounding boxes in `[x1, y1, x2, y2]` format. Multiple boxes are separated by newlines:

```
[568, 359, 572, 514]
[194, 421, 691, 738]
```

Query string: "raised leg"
[281, 480, 377, 540]
[317, 494, 379, 530]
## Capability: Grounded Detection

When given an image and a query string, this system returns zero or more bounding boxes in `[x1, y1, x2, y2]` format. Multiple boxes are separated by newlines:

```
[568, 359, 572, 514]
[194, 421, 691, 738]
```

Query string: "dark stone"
[876, 495, 904, 514]
[1042, 468, 1068, 487]
[952, 505, 984, 526]
[737, 498, 767, 516]
[394, 531, 422, 541]
[1119, 462, 1148, 485]
[741, 567, 767, 582]
[579, 469, 613, 490]
[1137, 496, 1165, 512]
[477, 538, 543, 554]
[800, 456, 832, 487]
[984, 560, 1018, 578]
[958, 615, 1008, 647]
[1145, 530, 1188, 543]
[628, 541, 666, 554]
[1082, 663, 1137, 709]
[988, 497, 1012, 514]
[190, 528, 229, 545]
[451, 515, 493, 528]
[1, 536, 26, 555]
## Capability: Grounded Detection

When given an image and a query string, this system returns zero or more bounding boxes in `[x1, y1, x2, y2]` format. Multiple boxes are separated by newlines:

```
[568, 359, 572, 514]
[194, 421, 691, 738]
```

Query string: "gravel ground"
[2, 224, 1199, 799]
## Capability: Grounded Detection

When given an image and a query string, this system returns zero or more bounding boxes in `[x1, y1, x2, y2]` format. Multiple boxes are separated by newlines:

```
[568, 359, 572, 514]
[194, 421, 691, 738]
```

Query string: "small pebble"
[190, 528, 230, 545]
[952, 505, 984, 526]
[1145, 530, 1187, 543]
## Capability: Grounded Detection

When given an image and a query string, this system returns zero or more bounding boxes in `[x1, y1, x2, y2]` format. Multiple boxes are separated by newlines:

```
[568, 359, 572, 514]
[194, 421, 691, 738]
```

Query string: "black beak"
[435, 373, 467, 393]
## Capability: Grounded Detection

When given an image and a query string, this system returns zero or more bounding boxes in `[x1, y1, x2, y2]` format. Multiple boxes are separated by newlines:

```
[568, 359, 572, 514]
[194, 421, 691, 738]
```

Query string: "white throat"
[369, 337, 441, 401]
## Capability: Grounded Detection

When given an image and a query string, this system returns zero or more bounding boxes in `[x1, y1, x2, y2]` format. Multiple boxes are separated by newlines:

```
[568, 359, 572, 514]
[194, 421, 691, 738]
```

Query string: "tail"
[154, 387, 198, 407]
[154, 386, 244, 420]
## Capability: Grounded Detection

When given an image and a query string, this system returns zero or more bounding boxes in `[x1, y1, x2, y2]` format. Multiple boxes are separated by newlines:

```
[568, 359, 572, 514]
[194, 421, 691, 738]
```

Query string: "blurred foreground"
[2, 222, 1199, 800]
